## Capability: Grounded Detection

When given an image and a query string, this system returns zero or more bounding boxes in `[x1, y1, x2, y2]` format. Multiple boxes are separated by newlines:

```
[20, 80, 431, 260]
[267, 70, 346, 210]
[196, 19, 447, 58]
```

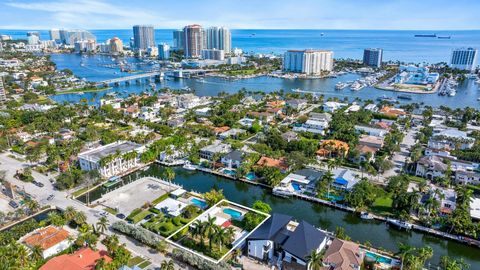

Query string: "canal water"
[78, 164, 480, 267]
[49, 54, 480, 109]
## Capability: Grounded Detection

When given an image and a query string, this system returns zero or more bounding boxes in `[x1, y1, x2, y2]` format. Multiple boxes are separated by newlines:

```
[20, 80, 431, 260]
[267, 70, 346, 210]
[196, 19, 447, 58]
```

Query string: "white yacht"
[182, 161, 196, 171]
[360, 212, 374, 220]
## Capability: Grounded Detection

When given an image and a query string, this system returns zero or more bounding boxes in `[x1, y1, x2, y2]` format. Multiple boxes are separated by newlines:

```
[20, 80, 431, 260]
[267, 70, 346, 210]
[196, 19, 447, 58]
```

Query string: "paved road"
[0, 153, 189, 270]
[383, 127, 418, 179]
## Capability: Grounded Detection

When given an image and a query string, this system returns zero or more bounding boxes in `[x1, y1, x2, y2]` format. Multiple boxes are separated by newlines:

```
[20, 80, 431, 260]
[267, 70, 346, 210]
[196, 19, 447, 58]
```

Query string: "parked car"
[32, 181, 44, 187]
[116, 213, 126, 219]
[144, 214, 154, 220]
[9, 200, 19, 208]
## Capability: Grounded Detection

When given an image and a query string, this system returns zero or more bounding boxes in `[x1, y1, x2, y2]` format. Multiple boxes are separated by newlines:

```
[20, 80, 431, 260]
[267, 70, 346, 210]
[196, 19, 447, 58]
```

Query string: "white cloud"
[6, 0, 158, 28]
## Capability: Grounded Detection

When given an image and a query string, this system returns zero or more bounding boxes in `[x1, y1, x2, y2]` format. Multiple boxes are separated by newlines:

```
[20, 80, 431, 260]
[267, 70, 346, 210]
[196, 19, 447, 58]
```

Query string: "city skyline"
[1, 0, 480, 30]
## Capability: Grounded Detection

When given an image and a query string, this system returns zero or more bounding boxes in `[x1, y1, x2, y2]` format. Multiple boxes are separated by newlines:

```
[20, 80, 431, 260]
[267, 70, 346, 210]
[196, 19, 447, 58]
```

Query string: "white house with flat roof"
[470, 198, 480, 220]
[78, 141, 145, 178]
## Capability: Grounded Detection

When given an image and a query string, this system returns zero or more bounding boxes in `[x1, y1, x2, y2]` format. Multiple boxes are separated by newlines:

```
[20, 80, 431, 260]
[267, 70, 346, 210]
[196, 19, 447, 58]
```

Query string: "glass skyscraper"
[133, 25, 155, 51]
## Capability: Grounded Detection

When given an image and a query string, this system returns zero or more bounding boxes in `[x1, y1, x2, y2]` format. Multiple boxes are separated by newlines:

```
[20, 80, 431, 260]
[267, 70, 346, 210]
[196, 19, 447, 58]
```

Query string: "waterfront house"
[212, 126, 230, 135]
[394, 65, 440, 85]
[332, 168, 360, 190]
[322, 238, 364, 270]
[40, 248, 112, 270]
[138, 106, 158, 122]
[274, 168, 323, 195]
[199, 141, 231, 160]
[267, 100, 286, 108]
[316, 140, 350, 159]
[78, 141, 145, 178]
[256, 156, 289, 173]
[19, 225, 72, 259]
[221, 150, 244, 169]
[470, 198, 480, 221]
[247, 213, 328, 269]
[155, 197, 188, 217]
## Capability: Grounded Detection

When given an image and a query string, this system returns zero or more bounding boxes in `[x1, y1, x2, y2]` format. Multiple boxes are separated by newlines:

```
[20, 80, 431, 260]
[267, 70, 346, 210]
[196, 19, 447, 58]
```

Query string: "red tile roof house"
[19, 225, 72, 259]
[40, 248, 112, 270]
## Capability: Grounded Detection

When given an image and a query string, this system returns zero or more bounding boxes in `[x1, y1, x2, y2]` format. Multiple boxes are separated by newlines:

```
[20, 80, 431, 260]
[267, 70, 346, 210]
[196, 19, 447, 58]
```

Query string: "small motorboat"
[360, 211, 374, 220]
[182, 161, 196, 171]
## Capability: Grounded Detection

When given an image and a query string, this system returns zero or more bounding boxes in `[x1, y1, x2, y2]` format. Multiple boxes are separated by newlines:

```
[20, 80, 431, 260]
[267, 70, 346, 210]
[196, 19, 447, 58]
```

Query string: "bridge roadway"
[96, 68, 216, 86]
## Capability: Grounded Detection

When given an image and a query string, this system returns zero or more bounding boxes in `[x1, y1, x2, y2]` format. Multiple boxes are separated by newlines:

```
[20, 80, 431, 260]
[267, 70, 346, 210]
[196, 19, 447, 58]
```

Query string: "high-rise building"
[201, 49, 225, 61]
[158, 43, 170, 60]
[133, 25, 155, 51]
[0, 76, 7, 102]
[450, 47, 478, 71]
[62, 30, 96, 45]
[283, 49, 334, 74]
[27, 32, 40, 45]
[49, 29, 61, 42]
[363, 48, 383, 68]
[183, 24, 205, 58]
[206, 26, 231, 53]
[27, 31, 40, 38]
[109, 37, 123, 54]
[173, 30, 185, 50]
[75, 40, 96, 53]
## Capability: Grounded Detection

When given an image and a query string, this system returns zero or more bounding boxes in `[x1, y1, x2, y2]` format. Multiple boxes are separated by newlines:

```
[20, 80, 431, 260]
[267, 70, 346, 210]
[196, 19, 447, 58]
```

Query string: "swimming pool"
[223, 169, 236, 177]
[223, 208, 243, 219]
[191, 198, 208, 209]
[365, 251, 393, 264]
[245, 172, 257, 181]
[291, 182, 301, 191]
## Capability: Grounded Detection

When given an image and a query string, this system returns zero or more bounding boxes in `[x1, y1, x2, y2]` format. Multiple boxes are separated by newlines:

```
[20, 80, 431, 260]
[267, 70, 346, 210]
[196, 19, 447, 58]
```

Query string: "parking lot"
[94, 177, 175, 215]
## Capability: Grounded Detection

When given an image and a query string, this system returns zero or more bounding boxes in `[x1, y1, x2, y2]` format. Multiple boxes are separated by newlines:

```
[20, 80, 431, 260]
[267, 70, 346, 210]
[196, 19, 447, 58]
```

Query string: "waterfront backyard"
[76, 163, 480, 267]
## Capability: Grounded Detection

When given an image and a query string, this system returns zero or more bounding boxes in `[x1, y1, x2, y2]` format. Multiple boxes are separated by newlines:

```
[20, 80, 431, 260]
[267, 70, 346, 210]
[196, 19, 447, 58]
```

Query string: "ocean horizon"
[2, 29, 480, 63]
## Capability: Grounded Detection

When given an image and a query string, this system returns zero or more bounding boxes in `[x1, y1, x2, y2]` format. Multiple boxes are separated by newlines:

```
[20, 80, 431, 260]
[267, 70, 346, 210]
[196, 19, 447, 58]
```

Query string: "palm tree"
[162, 167, 175, 189]
[204, 216, 218, 248]
[74, 211, 87, 226]
[96, 217, 109, 234]
[30, 245, 43, 262]
[63, 206, 77, 223]
[306, 249, 323, 270]
[213, 227, 231, 251]
[160, 259, 175, 270]
[191, 220, 205, 245]
[94, 257, 107, 270]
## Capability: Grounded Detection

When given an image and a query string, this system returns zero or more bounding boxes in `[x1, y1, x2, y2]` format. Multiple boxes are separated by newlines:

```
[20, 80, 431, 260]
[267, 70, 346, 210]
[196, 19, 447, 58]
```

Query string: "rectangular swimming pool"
[245, 172, 257, 181]
[365, 251, 392, 264]
[223, 208, 243, 219]
[291, 182, 301, 191]
[191, 198, 208, 209]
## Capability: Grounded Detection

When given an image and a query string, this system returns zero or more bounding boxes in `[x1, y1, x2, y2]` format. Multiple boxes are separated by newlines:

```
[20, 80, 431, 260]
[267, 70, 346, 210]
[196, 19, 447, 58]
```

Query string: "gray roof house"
[247, 213, 328, 269]
[221, 150, 244, 169]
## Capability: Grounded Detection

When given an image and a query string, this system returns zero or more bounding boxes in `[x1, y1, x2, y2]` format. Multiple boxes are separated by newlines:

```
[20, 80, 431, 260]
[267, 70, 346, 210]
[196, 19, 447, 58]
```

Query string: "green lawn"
[127, 256, 145, 267]
[128, 209, 153, 224]
[72, 187, 89, 198]
[371, 195, 394, 216]
[152, 193, 170, 205]
[138, 261, 151, 269]
[103, 207, 118, 215]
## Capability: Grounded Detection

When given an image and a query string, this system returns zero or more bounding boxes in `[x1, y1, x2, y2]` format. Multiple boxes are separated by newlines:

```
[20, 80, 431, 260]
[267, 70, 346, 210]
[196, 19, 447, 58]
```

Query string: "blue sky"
[1, 0, 480, 30]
